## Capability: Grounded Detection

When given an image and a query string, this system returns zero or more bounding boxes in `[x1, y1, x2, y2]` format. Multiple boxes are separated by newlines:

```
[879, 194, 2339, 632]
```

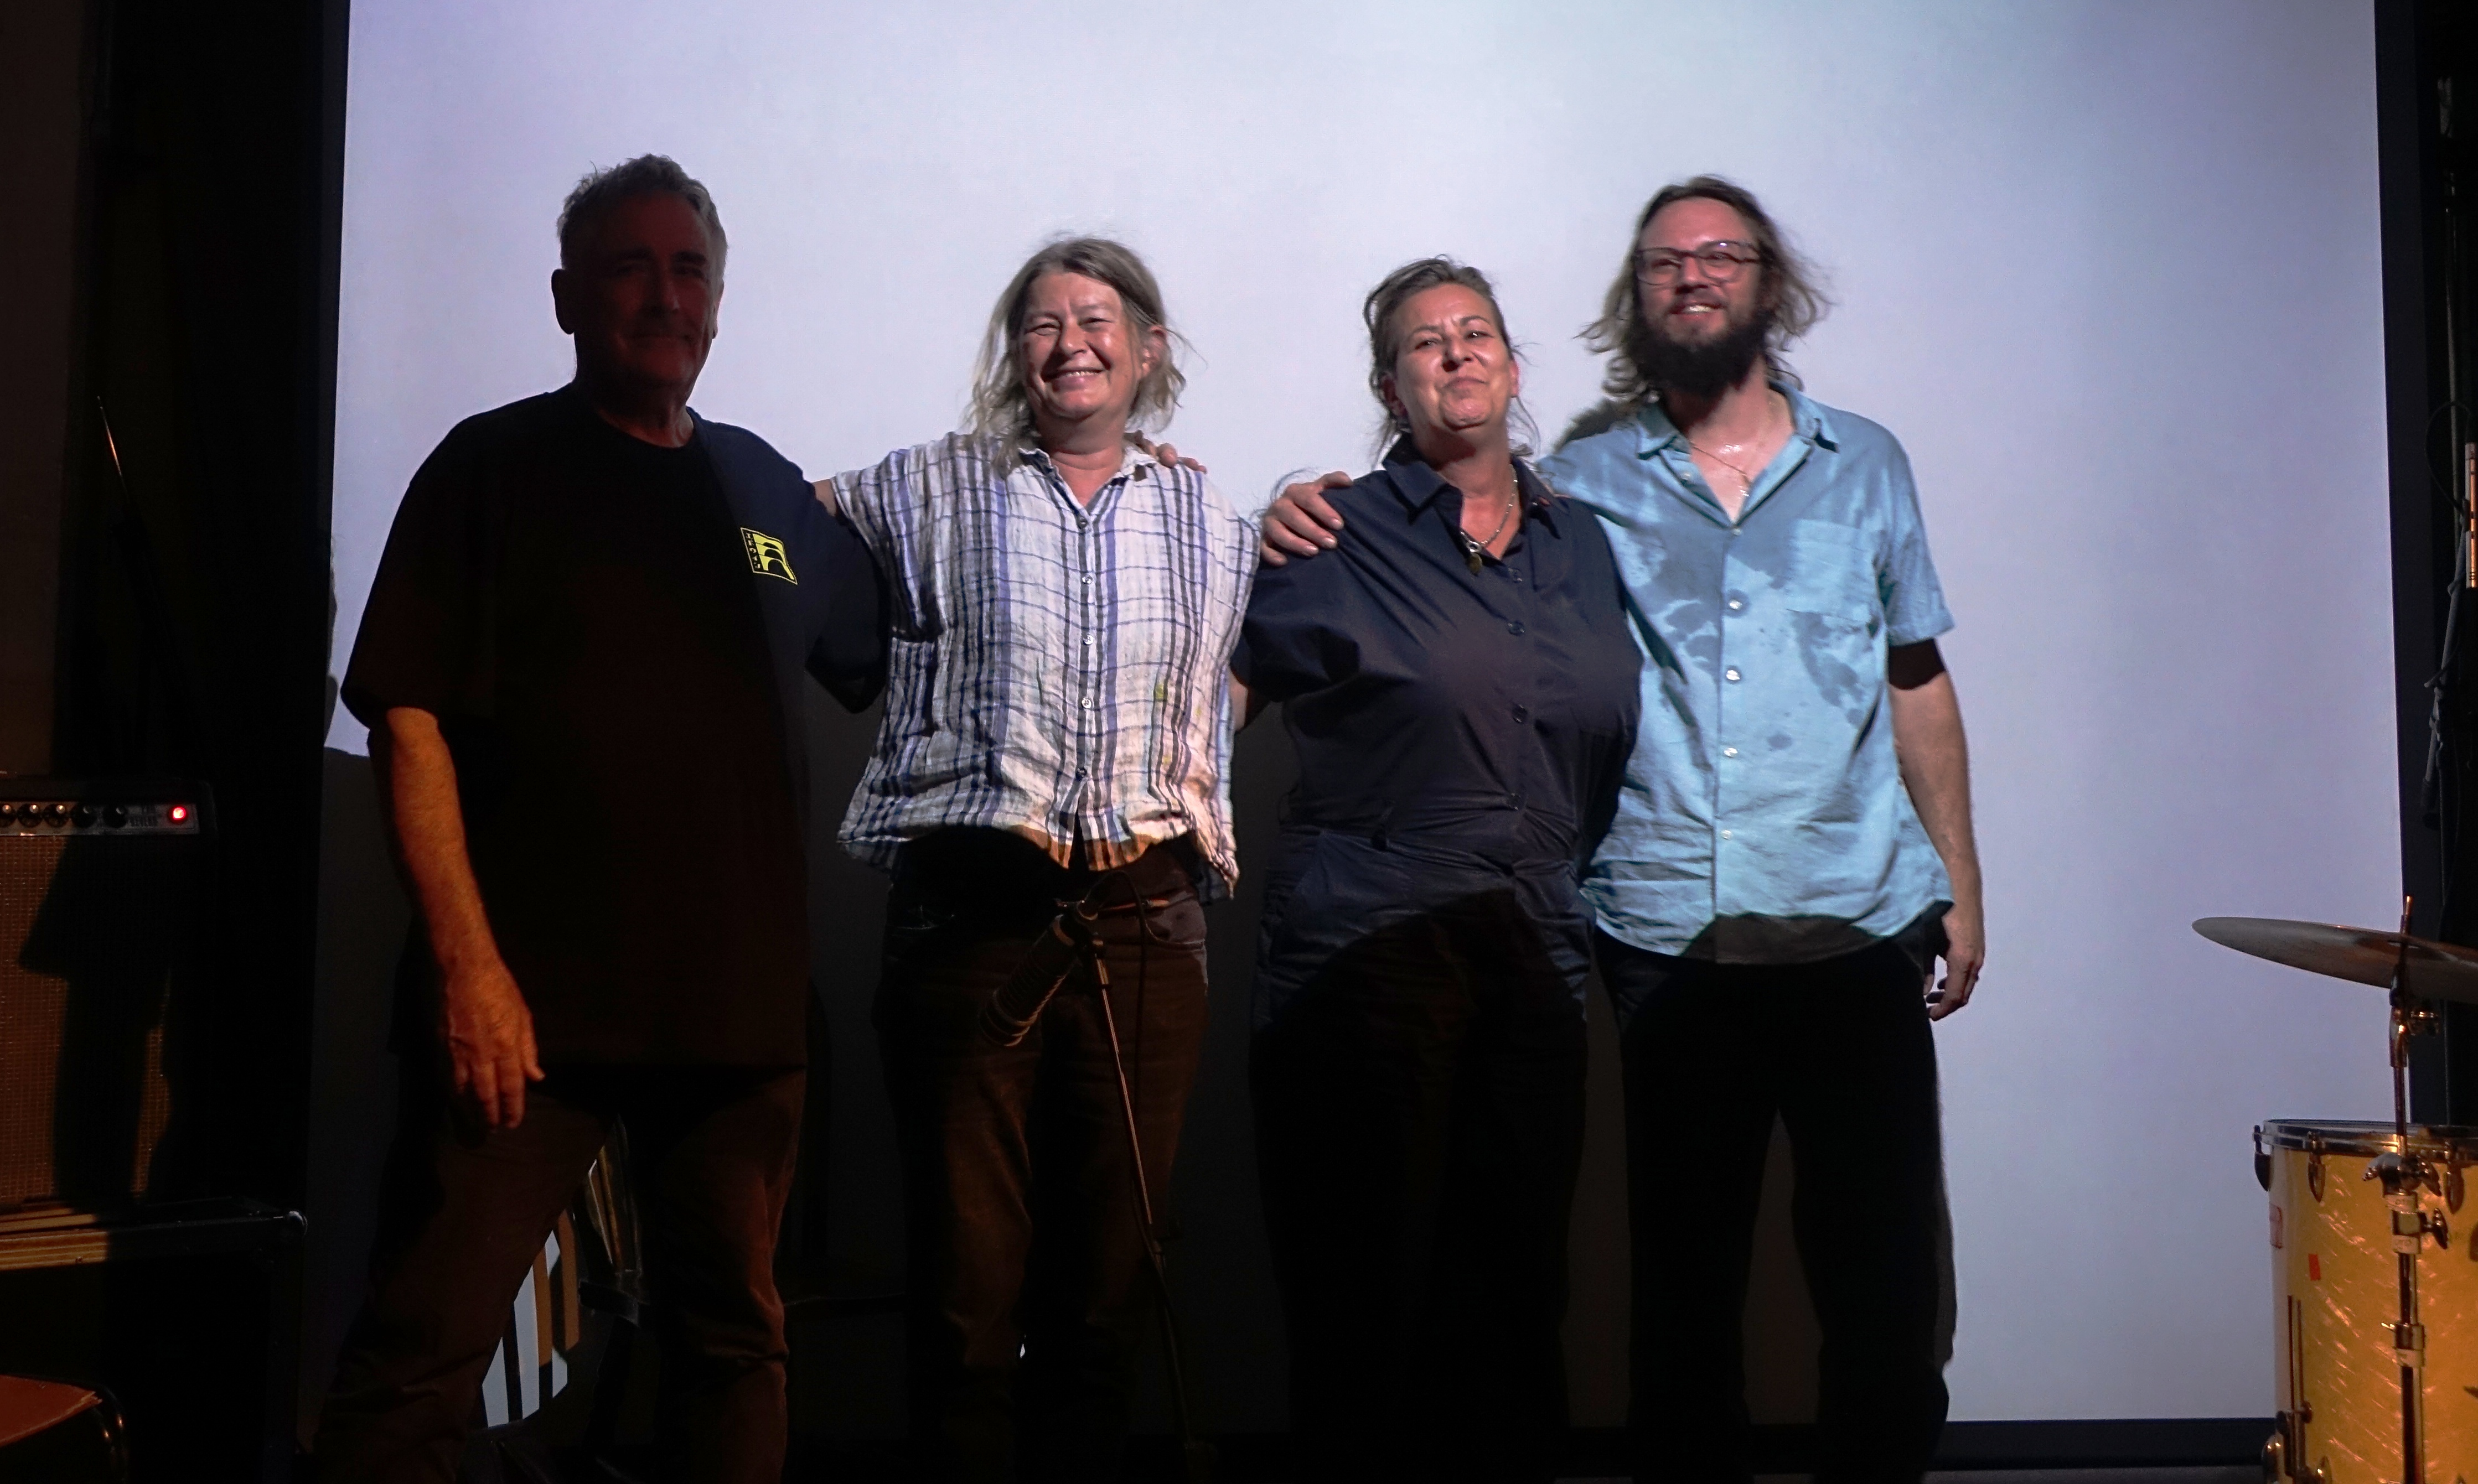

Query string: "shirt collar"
[1018, 439, 1162, 485]
[1379, 438, 1564, 536]
[1633, 380, 1837, 455]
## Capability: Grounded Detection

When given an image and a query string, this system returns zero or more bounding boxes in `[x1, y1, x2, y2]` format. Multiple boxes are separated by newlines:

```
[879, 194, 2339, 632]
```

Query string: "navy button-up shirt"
[1538, 385, 1954, 965]
[1231, 448, 1642, 1022]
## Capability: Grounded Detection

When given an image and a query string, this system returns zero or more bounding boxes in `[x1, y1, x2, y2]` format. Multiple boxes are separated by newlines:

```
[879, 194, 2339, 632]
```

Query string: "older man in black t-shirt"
[312, 156, 883, 1484]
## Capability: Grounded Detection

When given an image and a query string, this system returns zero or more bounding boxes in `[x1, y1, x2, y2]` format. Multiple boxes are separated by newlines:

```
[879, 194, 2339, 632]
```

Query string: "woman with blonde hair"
[815, 236, 1255, 1483]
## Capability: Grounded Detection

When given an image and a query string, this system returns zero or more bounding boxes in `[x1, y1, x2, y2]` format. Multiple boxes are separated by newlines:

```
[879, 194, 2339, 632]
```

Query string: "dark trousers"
[1594, 922, 1949, 1484]
[1253, 896, 1589, 1483]
[875, 831, 1210, 1484]
[313, 1059, 804, 1484]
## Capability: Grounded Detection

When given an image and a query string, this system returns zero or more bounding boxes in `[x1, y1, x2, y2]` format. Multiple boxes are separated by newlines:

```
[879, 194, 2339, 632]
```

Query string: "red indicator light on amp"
[168, 805, 190, 823]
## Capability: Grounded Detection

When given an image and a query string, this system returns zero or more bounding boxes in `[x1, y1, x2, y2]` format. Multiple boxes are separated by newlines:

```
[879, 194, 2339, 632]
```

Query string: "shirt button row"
[1724, 668, 1741, 682]
[1720, 829, 1733, 840]
[1722, 746, 1738, 757]
[1512, 705, 1529, 723]
[1507, 621, 1526, 636]
[1727, 598, 1744, 611]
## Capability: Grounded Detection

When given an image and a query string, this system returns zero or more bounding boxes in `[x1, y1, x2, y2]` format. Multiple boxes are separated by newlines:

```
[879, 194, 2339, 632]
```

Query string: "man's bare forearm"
[376, 707, 503, 974]
[1887, 657, 1980, 906]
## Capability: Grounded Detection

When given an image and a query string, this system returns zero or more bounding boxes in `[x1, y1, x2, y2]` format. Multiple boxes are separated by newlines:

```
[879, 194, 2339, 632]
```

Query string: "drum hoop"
[2258, 1118, 2478, 1159]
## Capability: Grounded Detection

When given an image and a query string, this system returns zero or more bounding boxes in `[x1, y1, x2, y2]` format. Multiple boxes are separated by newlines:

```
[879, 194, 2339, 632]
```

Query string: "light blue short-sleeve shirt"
[1537, 385, 1954, 963]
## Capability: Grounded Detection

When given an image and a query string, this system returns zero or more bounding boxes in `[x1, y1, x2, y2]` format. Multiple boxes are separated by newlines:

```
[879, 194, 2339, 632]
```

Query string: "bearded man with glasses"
[1262, 175, 1983, 1483]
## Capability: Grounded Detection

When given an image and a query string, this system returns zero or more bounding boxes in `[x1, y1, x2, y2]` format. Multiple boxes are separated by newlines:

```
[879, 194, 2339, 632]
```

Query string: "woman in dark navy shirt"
[1230, 259, 1642, 1483]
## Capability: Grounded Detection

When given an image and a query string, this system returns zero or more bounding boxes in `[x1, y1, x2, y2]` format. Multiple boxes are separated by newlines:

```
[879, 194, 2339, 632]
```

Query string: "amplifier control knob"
[103, 806, 127, 828]
[0, 803, 15, 824]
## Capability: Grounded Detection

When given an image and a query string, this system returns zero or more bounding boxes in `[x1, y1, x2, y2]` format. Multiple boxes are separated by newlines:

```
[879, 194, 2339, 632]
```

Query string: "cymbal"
[2194, 917, 2478, 1004]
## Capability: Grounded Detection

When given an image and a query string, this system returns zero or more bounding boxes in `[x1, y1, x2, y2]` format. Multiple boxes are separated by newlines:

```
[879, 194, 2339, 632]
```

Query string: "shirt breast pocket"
[1786, 519, 1880, 626]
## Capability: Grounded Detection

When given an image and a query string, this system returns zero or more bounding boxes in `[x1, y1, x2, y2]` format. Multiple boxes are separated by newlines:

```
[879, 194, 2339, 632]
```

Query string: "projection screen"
[329, 0, 2394, 1421]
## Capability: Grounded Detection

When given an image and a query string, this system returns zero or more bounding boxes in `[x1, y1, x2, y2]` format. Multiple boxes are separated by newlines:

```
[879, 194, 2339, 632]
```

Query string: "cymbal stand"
[2376, 897, 2445, 1484]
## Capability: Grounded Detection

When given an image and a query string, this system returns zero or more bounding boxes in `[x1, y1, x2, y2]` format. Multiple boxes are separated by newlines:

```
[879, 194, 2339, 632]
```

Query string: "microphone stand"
[984, 877, 1214, 1483]
[2376, 897, 2444, 1484]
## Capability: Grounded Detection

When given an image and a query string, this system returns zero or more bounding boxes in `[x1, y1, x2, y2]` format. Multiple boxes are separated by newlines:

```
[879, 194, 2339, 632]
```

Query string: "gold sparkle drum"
[2259, 1120, 2478, 1482]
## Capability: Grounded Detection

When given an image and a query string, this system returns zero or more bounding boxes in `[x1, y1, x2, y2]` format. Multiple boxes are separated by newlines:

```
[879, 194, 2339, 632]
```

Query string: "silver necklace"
[1685, 396, 1787, 500]
[1688, 438, 1761, 497]
[1455, 484, 1520, 574]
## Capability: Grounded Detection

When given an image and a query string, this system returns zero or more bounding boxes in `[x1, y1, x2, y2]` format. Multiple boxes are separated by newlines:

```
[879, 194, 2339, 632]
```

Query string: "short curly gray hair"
[557, 154, 728, 276]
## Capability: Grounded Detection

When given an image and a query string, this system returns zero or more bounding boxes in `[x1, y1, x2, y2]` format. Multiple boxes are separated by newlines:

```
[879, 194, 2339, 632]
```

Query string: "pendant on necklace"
[1465, 544, 1483, 575]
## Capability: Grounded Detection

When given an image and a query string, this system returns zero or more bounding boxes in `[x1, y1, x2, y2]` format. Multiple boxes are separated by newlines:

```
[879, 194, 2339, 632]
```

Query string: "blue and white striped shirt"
[826, 433, 1258, 890]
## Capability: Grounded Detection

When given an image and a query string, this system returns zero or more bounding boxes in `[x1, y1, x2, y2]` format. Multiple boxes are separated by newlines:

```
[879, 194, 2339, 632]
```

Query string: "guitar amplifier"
[0, 780, 206, 1211]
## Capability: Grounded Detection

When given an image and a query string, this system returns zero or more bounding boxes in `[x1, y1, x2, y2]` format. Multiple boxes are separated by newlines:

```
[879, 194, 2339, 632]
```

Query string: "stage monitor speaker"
[0, 1199, 303, 1484]
[0, 780, 205, 1212]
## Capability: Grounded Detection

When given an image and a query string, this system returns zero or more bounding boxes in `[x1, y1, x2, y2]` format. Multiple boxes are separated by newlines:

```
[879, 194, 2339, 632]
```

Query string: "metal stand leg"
[1088, 932, 1214, 1484]
[2381, 897, 2441, 1484]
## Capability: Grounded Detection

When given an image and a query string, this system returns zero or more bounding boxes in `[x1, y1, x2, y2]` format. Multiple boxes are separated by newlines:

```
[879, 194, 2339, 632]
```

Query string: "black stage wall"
[23, 0, 349, 1215]
[5, 1, 348, 1476]
[2386, 0, 2478, 1119]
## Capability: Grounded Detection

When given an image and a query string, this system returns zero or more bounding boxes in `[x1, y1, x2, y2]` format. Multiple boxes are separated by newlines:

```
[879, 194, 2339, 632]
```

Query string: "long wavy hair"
[1580, 175, 1830, 402]
[966, 236, 1186, 442]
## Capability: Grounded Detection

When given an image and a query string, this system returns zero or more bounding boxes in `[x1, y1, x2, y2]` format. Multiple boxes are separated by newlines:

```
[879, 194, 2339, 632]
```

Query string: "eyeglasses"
[1633, 242, 1761, 287]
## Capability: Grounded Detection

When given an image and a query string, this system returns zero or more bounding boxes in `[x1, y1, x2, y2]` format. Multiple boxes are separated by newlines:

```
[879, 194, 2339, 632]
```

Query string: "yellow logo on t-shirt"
[741, 528, 797, 583]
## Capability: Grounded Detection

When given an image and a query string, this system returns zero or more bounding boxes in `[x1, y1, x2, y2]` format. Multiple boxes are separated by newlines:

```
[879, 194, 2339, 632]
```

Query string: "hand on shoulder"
[1260, 470, 1352, 565]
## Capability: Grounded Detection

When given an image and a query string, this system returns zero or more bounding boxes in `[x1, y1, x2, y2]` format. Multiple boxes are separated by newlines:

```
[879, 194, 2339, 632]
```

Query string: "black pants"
[1594, 921, 1949, 1484]
[1253, 895, 1589, 1484]
[313, 1059, 804, 1484]
[875, 830, 1210, 1484]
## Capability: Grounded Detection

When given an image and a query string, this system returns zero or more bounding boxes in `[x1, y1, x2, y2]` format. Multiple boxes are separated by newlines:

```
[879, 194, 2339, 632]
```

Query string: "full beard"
[1627, 302, 1773, 402]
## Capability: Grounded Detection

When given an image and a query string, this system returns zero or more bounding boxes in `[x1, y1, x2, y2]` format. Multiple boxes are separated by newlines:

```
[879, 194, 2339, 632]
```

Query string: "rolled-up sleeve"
[1879, 447, 1953, 647]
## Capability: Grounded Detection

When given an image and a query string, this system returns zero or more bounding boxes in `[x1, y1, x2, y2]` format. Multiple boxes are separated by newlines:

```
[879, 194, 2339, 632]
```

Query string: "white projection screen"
[329, 0, 2395, 1423]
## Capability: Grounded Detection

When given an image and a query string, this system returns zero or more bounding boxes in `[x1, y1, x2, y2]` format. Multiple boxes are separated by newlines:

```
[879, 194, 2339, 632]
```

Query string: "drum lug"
[2367, 1151, 2451, 1250]
[2255, 1126, 2273, 1192]
[2265, 1410, 2327, 1483]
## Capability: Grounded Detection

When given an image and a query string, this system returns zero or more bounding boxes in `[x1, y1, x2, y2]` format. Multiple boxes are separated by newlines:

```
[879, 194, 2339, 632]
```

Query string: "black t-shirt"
[344, 386, 883, 1064]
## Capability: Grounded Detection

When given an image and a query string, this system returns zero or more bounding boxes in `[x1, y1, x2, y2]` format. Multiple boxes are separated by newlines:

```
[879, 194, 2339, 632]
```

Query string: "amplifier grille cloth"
[0, 833, 184, 1207]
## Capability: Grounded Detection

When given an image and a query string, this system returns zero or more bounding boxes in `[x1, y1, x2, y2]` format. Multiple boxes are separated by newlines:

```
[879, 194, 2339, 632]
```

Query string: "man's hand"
[375, 705, 542, 1129]
[1928, 896, 1984, 1020]
[1134, 435, 1207, 473]
[1260, 472, 1352, 565]
[1887, 642, 1984, 1023]
[439, 957, 545, 1128]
